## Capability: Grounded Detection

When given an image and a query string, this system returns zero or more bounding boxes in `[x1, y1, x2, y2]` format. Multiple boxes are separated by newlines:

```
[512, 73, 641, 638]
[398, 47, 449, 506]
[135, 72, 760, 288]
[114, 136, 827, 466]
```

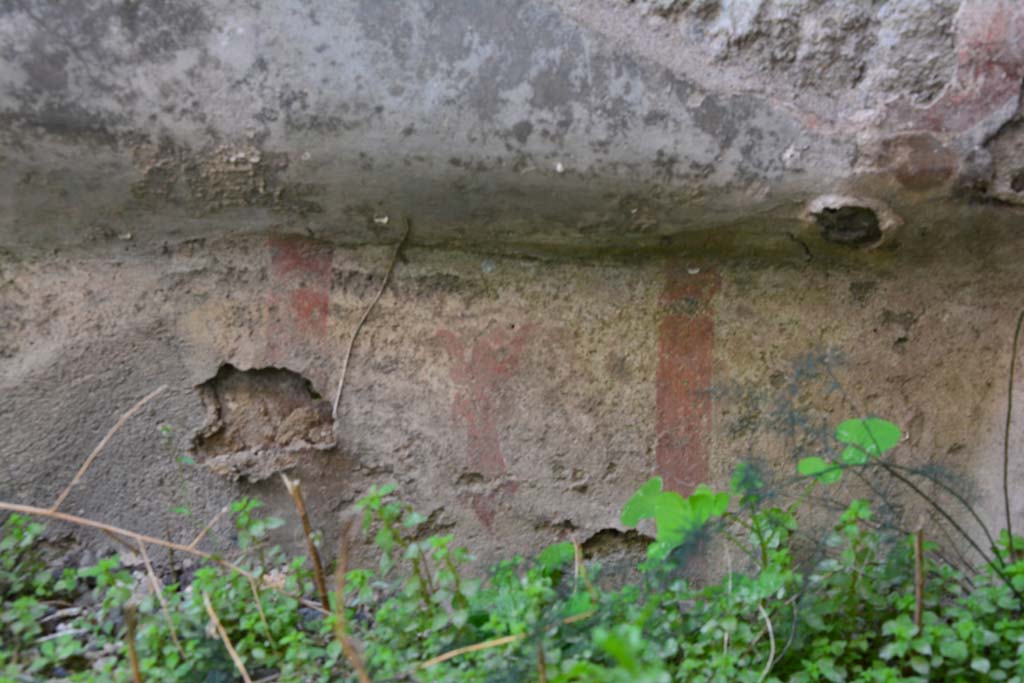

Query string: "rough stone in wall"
[620, 0, 960, 104]
[192, 365, 336, 482]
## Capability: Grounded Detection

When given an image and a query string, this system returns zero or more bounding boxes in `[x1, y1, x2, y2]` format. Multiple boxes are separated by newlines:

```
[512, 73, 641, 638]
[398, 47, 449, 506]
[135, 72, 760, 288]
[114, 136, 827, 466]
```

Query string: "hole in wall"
[1011, 169, 1024, 194]
[813, 206, 882, 246]
[192, 364, 335, 482]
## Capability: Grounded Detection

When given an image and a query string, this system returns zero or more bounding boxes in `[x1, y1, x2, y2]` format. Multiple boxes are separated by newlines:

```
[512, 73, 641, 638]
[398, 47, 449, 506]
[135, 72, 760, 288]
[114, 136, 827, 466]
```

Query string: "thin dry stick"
[51, 386, 168, 511]
[137, 540, 185, 658]
[756, 603, 776, 683]
[1004, 309, 1024, 552]
[332, 220, 411, 419]
[246, 576, 276, 653]
[0, 501, 329, 615]
[187, 504, 230, 551]
[914, 528, 925, 630]
[421, 634, 524, 669]
[166, 525, 179, 587]
[203, 592, 253, 683]
[334, 518, 373, 683]
[420, 609, 597, 669]
[537, 640, 548, 683]
[124, 604, 143, 683]
[281, 474, 329, 609]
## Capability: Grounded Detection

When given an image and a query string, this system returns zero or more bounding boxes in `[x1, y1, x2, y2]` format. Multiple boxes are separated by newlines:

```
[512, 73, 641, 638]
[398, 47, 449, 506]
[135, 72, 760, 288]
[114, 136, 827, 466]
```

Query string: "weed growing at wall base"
[2, 417, 1024, 682]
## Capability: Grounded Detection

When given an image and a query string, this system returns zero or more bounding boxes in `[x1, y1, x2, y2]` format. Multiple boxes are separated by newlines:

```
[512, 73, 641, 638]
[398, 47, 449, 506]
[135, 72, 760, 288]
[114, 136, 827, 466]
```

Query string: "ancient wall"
[2, 0, 1024, 565]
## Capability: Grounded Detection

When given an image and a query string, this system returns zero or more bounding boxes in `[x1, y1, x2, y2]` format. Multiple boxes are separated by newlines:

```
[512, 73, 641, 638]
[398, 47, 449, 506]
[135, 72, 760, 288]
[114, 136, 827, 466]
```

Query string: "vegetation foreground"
[3, 417, 1024, 682]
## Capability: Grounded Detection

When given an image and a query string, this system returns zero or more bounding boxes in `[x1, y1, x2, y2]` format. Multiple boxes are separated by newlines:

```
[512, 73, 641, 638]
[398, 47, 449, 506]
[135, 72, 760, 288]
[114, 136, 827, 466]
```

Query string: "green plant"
[3, 415, 1024, 682]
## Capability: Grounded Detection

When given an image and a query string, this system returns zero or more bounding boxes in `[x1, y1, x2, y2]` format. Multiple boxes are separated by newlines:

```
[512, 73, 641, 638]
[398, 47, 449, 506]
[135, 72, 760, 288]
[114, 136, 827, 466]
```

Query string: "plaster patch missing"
[805, 194, 901, 249]
[985, 119, 1024, 205]
[131, 140, 324, 215]
[192, 364, 335, 482]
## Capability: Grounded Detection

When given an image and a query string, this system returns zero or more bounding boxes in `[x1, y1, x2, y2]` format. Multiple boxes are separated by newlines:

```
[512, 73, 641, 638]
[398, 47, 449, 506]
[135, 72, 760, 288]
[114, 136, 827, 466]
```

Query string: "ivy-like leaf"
[835, 418, 901, 456]
[798, 457, 842, 485]
[620, 477, 665, 527]
[840, 446, 870, 466]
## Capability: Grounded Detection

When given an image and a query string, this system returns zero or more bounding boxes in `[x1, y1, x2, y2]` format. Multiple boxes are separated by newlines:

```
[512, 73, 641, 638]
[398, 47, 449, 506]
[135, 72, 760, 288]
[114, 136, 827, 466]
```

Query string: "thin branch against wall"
[51, 386, 168, 511]
[0, 500, 328, 615]
[331, 220, 411, 420]
[203, 592, 254, 683]
[1003, 309, 1024, 551]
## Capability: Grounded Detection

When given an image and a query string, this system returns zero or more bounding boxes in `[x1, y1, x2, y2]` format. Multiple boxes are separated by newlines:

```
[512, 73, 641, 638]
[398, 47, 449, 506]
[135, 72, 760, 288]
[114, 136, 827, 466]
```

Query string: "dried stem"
[420, 634, 524, 669]
[333, 518, 373, 683]
[0, 500, 328, 614]
[537, 640, 548, 683]
[165, 525, 179, 586]
[246, 576, 276, 654]
[420, 609, 596, 669]
[914, 528, 925, 630]
[187, 504, 230, 551]
[332, 220, 411, 419]
[51, 386, 167, 511]
[203, 592, 253, 683]
[137, 540, 185, 658]
[281, 475, 329, 609]
[1004, 308, 1024, 551]
[124, 604, 143, 683]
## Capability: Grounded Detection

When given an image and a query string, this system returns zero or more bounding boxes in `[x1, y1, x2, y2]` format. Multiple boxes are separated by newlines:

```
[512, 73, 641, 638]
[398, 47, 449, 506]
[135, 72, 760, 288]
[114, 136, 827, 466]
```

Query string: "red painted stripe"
[266, 235, 332, 357]
[438, 325, 533, 528]
[655, 265, 719, 495]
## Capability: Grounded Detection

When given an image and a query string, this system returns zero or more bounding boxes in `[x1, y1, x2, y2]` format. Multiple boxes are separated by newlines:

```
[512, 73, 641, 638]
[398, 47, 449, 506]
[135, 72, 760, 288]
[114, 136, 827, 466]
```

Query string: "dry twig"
[333, 517, 373, 683]
[203, 592, 253, 683]
[281, 474, 329, 609]
[331, 220, 411, 419]
[51, 386, 167, 511]
[246, 575, 276, 654]
[124, 604, 143, 683]
[187, 504, 230, 551]
[0, 501, 328, 614]
[137, 540, 185, 658]
[1004, 308, 1024, 552]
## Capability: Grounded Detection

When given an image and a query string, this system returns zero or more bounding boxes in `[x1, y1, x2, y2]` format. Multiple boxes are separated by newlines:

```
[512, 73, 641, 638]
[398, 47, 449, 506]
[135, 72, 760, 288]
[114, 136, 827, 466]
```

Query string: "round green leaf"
[798, 456, 843, 485]
[840, 446, 870, 466]
[836, 418, 901, 456]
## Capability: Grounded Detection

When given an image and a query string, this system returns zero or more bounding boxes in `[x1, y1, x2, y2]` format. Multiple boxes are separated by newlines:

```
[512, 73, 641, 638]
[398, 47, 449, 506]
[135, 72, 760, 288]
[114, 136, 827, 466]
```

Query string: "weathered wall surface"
[3, 227, 1024, 565]
[3, 0, 1024, 565]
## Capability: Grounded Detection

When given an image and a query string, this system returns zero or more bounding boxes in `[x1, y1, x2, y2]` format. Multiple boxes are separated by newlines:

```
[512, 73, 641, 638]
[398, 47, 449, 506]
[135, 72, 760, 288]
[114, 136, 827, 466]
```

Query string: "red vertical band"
[266, 235, 332, 358]
[655, 265, 719, 495]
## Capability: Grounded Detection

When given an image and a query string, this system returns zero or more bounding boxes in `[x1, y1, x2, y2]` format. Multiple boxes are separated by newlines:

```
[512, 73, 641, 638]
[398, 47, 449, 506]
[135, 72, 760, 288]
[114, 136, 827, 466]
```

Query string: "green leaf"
[972, 657, 992, 674]
[402, 511, 427, 528]
[564, 591, 593, 617]
[798, 456, 842, 484]
[536, 542, 575, 572]
[840, 446, 870, 466]
[836, 418, 901, 456]
[177, 455, 195, 466]
[909, 656, 930, 675]
[620, 477, 664, 527]
[939, 639, 968, 662]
